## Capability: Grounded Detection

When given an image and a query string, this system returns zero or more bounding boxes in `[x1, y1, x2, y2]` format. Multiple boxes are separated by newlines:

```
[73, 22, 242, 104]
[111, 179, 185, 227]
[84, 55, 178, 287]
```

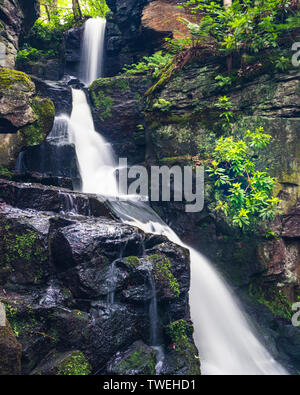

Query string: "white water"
[70, 17, 287, 375]
[80, 17, 106, 86]
[69, 89, 118, 196]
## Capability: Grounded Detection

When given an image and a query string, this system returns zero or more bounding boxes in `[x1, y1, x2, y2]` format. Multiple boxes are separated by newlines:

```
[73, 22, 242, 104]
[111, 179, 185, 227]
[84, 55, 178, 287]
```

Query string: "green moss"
[21, 97, 55, 146]
[148, 255, 180, 298]
[166, 319, 200, 375]
[114, 345, 156, 375]
[57, 352, 91, 376]
[0, 68, 33, 90]
[91, 91, 114, 121]
[249, 280, 293, 320]
[3, 226, 46, 264]
[125, 256, 141, 268]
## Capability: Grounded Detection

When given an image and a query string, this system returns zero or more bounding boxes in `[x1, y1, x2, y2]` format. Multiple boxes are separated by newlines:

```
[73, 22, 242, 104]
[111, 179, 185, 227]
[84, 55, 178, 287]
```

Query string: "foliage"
[207, 127, 281, 228]
[215, 74, 234, 88]
[152, 98, 173, 112]
[17, 45, 57, 66]
[122, 51, 173, 78]
[215, 95, 235, 132]
[0, 168, 13, 180]
[90, 90, 114, 120]
[274, 55, 291, 71]
[57, 352, 91, 375]
[171, 1, 299, 71]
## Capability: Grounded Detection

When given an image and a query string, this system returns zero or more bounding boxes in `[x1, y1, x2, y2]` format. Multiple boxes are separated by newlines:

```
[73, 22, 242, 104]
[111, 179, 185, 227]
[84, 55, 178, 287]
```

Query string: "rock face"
[0, 319, 22, 375]
[90, 75, 152, 163]
[0, 179, 200, 375]
[0, 0, 39, 69]
[105, 0, 169, 76]
[0, 68, 55, 169]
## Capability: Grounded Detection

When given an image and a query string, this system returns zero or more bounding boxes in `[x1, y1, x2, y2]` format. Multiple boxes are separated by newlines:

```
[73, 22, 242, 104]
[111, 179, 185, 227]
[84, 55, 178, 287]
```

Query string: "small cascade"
[148, 269, 158, 347]
[80, 17, 107, 86]
[107, 260, 117, 304]
[68, 89, 118, 196]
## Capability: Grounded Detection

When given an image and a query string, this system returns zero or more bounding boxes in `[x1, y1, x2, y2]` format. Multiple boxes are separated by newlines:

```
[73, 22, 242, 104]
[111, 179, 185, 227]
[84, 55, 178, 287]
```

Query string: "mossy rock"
[107, 341, 156, 375]
[20, 96, 55, 146]
[31, 350, 91, 376]
[0, 319, 22, 375]
[0, 68, 34, 91]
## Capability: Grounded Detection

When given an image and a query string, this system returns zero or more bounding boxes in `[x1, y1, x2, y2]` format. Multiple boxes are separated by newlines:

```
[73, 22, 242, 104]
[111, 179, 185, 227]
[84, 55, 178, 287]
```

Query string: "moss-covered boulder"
[0, 319, 22, 375]
[0, 68, 55, 168]
[107, 341, 156, 375]
[20, 97, 55, 146]
[31, 350, 91, 376]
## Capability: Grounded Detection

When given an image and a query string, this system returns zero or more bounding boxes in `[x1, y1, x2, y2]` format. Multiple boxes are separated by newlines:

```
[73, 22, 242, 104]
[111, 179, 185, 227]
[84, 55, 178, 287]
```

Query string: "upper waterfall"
[80, 17, 107, 85]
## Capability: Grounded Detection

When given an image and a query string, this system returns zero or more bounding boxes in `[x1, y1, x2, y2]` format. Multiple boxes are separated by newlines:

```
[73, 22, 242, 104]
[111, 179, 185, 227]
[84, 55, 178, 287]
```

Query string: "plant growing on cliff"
[207, 127, 281, 228]
[122, 51, 173, 77]
[174, 0, 299, 73]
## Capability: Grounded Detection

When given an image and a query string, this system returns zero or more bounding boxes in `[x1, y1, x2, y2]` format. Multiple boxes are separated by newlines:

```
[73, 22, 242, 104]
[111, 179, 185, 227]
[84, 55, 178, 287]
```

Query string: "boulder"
[0, 319, 22, 375]
[0, 68, 55, 169]
[107, 340, 156, 375]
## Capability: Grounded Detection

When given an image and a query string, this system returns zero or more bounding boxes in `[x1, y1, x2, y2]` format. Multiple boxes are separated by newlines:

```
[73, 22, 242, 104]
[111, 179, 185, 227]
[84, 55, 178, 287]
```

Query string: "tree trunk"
[72, 0, 83, 21]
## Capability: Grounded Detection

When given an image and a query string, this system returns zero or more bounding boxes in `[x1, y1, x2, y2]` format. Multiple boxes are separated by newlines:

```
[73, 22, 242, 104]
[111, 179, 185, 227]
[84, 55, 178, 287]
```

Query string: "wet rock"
[11, 172, 73, 190]
[107, 340, 156, 375]
[90, 75, 151, 163]
[31, 77, 73, 116]
[0, 179, 112, 218]
[64, 26, 84, 77]
[31, 350, 91, 375]
[0, 319, 22, 375]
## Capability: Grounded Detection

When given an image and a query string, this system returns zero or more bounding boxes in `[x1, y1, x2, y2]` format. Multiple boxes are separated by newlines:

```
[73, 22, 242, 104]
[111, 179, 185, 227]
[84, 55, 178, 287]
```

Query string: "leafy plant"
[207, 127, 281, 228]
[122, 51, 173, 77]
[216, 95, 235, 133]
[152, 98, 173, 112]
[274, 55, 291, 71]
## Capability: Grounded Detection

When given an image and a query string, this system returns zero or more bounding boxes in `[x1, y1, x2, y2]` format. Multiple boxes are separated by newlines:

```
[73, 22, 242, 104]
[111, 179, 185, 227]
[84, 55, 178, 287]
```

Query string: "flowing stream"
[22, 17, 287, 375]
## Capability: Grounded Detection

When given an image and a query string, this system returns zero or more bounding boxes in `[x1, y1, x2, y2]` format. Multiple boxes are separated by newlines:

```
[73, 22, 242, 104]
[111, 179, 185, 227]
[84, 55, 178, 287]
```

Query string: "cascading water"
[70, 17, 287, 375]
[80, 17, 107, 86]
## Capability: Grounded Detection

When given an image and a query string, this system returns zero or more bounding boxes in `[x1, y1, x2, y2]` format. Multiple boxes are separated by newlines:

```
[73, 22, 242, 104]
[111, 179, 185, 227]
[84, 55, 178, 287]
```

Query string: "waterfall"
[69, 17, 287, 375]
[69, 89, 118, 197]
[80, 17, 107, 86]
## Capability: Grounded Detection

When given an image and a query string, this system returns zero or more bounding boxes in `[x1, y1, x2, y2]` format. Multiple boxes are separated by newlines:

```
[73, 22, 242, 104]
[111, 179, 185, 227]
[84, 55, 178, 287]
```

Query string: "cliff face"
[0, 0, 40, 69]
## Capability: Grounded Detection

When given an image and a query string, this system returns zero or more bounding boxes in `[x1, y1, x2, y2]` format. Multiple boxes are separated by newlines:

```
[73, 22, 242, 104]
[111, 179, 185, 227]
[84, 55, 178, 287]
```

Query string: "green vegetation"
[90, 91, 114, 120]
[21, 97, 55, 146]
[249, 281, 293, 320]
[122, 51, 173, 78]
[0, 68, 33, 91]
[207, 123, 281, 228]
[1, 224, 47, 269]
[112, 345, 156, 375]
[17, 45, 57, 68]
[167, 319, 193, 345]
[152, 98, 173, 112]
[0, 168, 13, 180]
[177, 0, 300, 73]
[149, 255, 180, 298]
[57, 352, 91, 375]
[124, 256, 141, 268]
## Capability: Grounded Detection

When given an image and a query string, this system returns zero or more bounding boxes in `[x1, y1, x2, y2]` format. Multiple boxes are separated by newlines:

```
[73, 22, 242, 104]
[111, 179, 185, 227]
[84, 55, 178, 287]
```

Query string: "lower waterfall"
[68, 86, 287, 375]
